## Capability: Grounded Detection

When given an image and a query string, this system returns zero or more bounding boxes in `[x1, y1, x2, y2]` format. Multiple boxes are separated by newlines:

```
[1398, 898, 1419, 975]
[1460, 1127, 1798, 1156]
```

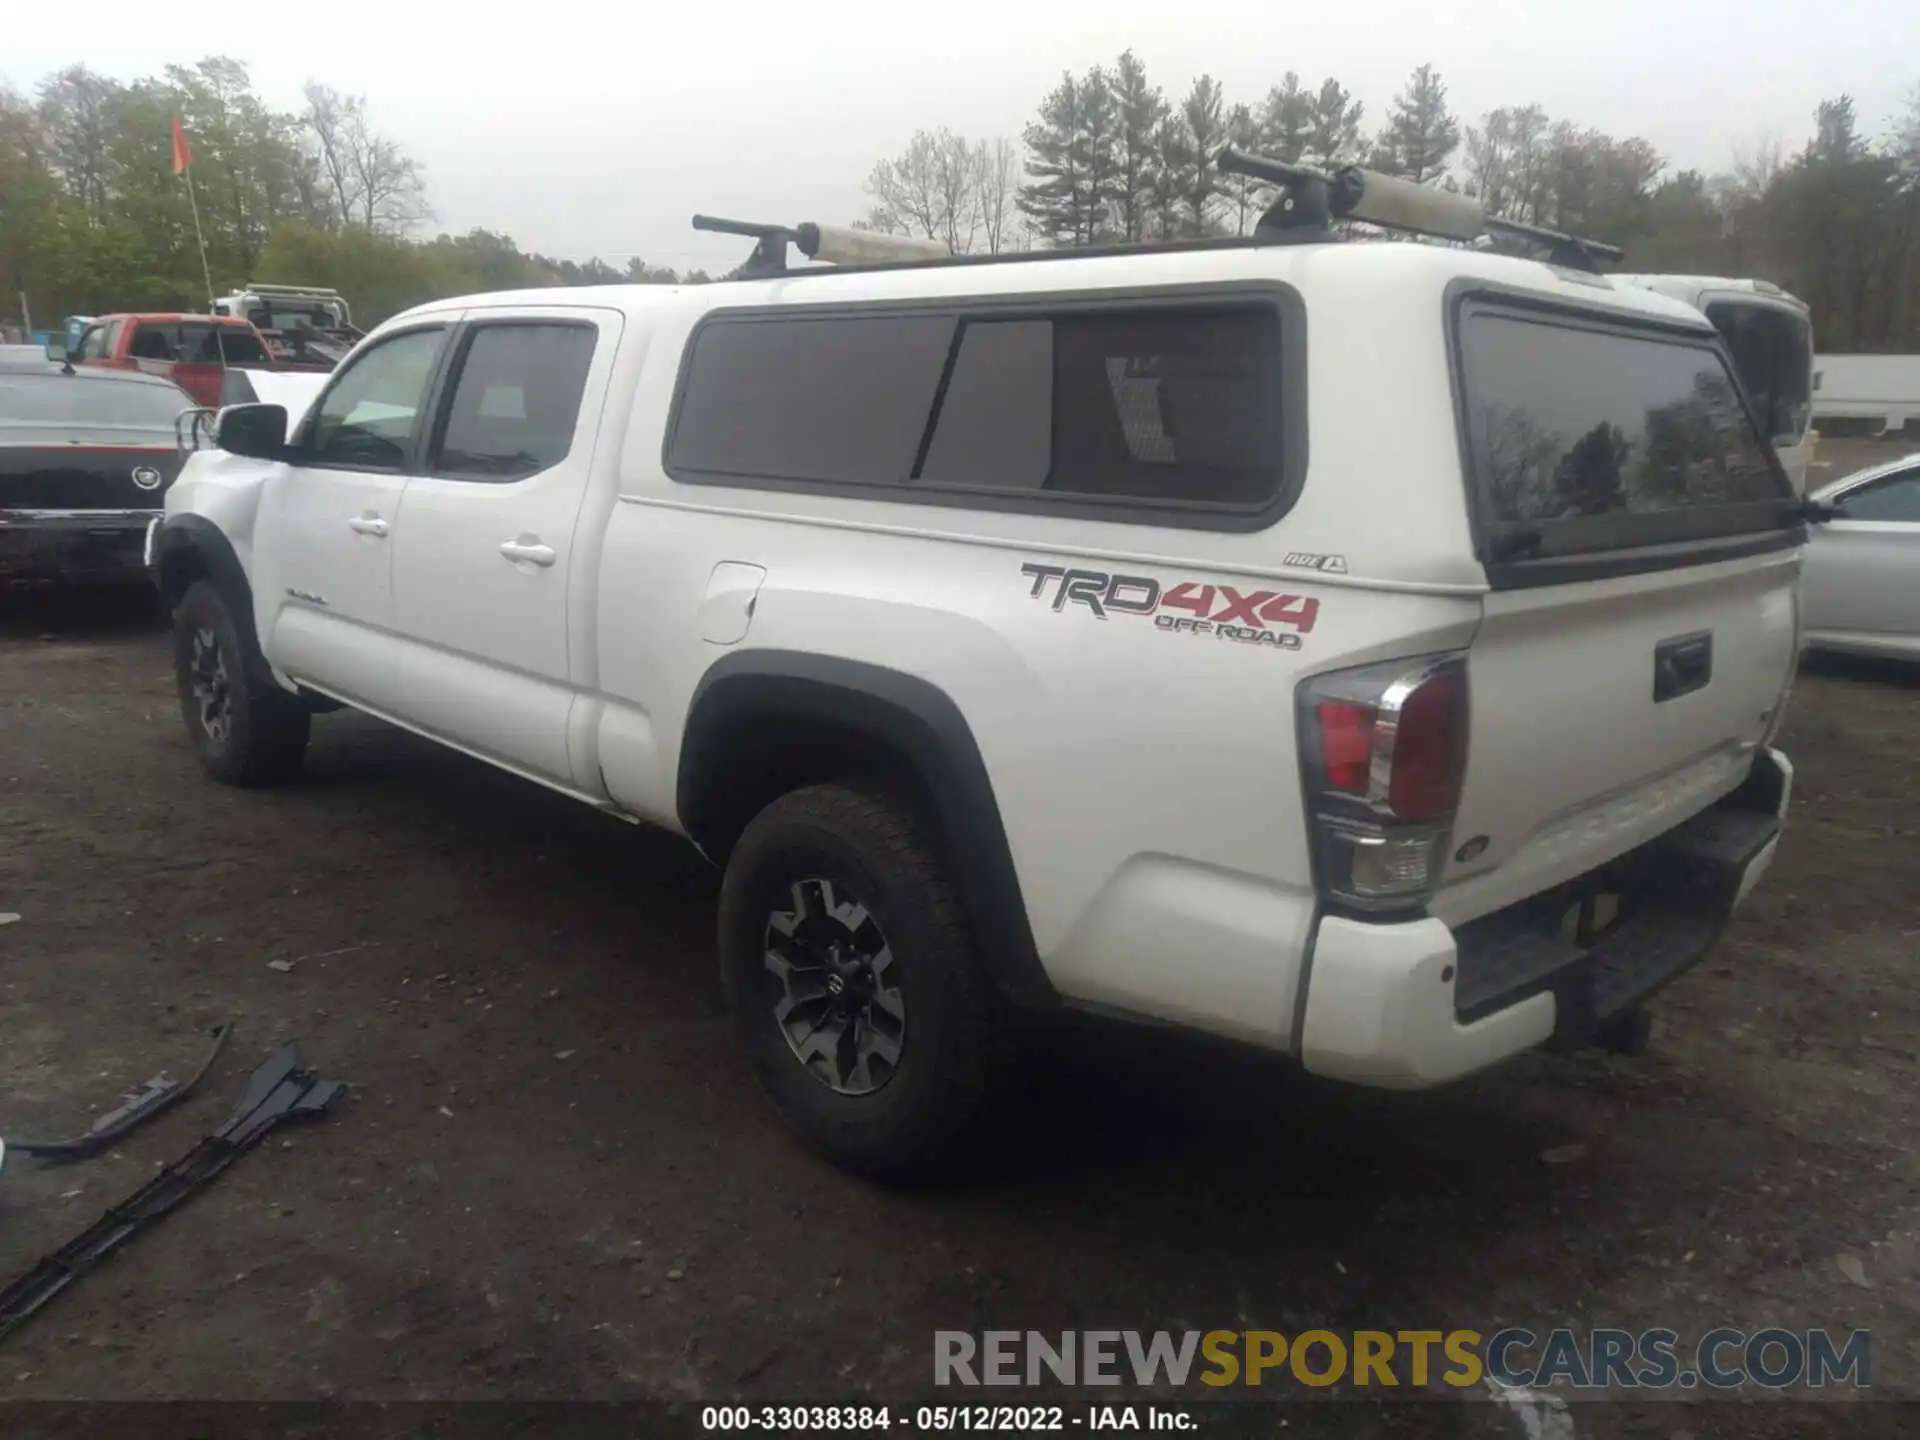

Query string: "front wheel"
[718, 781, 1013, 1182]
[172, 579, 310, 787]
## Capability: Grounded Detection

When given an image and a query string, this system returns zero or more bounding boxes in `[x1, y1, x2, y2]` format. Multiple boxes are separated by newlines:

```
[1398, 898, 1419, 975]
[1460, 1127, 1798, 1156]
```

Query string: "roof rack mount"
[1213, 146, 1623, 271]
[692, 215, 950, 278]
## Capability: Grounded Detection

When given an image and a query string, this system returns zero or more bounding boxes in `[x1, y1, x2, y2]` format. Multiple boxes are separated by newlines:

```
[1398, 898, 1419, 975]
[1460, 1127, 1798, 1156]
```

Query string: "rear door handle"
[348, 514, 389, 537]
[499, 538, 557, 567]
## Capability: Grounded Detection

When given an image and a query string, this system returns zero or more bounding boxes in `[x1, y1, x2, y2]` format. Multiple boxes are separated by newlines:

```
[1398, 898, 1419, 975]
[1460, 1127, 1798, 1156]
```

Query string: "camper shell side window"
[663, 284, 1308, 534]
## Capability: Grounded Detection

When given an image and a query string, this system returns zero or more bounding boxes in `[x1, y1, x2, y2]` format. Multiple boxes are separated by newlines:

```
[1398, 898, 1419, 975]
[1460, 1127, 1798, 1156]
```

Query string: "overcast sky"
[8, 0, 1915, 272]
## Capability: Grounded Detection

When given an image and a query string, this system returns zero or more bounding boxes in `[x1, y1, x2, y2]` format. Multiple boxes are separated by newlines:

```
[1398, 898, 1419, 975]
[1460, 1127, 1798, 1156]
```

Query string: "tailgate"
[1435, 552, 1796, 924]
[1434, 293, 1802, 925]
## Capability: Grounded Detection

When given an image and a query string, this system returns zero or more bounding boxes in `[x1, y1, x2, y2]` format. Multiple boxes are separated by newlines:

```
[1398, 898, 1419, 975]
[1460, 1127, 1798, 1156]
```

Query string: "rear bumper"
[0, 508, 157, 582]
[1299, 747, 1791, 1088]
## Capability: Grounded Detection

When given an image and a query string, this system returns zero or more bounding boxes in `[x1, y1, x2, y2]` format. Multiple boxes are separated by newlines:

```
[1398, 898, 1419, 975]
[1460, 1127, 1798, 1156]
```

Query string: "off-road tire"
[172, 579, 310, 787]
[719, 780, 1012, 1182]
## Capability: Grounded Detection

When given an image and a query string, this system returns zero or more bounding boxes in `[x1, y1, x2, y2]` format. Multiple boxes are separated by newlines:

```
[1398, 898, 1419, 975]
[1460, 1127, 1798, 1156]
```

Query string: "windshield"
[0, 374, 188, 431]
[1704, 301, 1814, 446]
[1458, 305, 1792, 560]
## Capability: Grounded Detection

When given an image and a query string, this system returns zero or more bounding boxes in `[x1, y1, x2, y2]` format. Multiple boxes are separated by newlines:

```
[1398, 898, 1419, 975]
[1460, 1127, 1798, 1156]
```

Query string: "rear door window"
[1457, 304, 1794, 564]
[429, 323, 598, 480]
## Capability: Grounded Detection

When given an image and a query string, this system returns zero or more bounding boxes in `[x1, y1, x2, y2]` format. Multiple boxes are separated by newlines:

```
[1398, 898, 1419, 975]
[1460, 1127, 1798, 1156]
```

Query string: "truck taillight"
[1298, 654, 1469, 912]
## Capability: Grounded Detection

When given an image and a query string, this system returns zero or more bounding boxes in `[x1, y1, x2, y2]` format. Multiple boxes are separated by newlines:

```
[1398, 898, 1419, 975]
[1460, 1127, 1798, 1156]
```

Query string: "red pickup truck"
[68, 313, 277, 408]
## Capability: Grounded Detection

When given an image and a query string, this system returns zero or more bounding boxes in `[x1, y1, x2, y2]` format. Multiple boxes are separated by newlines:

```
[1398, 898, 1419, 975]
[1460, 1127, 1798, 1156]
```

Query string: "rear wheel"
[719, 780, 1011, 1181]
[172, 579, 309, 787]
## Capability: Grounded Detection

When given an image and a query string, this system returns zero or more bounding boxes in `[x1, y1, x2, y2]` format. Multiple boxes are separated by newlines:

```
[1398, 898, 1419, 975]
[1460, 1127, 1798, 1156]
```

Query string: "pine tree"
[1175, 75, 1228, 237]
[1147, 116, 1186, 239]
[1304, 77, 1365, 166]
[1110, 50, 1165, 244]
[1223, 103, 1266, 235]
[1017, 66, 1119, 247]
[1377, 64, 1461, 183]
[1018, 73, 1088, 248]
[1074, 64, 1120, 245]
[1259, 73, 1312, 163]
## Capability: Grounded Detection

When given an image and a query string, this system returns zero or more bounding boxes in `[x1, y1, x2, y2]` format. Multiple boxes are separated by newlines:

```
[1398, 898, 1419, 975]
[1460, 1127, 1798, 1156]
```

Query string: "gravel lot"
[1, 470, 1915, 1437]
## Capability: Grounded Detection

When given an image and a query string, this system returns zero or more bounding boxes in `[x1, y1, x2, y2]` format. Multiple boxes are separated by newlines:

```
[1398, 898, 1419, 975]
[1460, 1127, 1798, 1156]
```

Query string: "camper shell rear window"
[1451, 291, 1799, 584]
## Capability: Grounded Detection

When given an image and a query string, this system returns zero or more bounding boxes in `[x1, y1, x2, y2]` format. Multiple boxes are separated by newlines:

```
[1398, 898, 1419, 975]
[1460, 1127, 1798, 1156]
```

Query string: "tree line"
[5, 54, 1917, 350]
[0, 56, 711, 333]
[861, 55, 1920, 351]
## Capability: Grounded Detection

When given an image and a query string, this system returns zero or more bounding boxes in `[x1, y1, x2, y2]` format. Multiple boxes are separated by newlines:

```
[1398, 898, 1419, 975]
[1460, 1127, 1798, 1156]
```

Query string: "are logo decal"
[1021, 564, 1320, 651]
[1282, 551, 1348, 574]
[130, 465, 165, 491]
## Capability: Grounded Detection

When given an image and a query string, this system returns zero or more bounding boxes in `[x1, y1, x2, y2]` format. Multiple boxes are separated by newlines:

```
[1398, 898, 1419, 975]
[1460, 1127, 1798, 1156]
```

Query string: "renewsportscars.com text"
[933, 1327, 1870, 1391]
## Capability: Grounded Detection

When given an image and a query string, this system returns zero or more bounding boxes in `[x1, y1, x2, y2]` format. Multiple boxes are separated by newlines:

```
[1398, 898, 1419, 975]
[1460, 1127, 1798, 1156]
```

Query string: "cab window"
[302, 327, 447, 472]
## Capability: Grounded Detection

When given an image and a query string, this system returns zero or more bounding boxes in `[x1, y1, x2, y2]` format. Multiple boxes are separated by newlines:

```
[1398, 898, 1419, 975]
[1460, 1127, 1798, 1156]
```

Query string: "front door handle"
[499, 537, 557, 567]
[348, 513, 389, 538]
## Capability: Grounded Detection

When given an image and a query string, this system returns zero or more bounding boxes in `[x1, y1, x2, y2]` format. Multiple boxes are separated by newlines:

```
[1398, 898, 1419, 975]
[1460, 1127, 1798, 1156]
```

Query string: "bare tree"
[865, 129, 953, 243]
[974, 137, 1019, 253]
[865, 128, 1020, 255]
[300, 81, 429, 233]
[350, 129, 429, 232]
[300, 82, 360, 227]
[933, 130, 980, 254]
[1464, 104, 1550, 221]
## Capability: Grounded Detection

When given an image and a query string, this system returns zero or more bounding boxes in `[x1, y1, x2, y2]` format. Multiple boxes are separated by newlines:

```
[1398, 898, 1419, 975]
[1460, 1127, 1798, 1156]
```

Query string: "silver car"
[1801, 452, 1920, 661]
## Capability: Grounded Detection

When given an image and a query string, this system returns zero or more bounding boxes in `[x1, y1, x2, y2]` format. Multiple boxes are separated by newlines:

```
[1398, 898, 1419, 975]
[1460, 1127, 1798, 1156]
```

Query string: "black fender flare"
[679, 651, 1056, 1010]
[151, 515, 268, 673]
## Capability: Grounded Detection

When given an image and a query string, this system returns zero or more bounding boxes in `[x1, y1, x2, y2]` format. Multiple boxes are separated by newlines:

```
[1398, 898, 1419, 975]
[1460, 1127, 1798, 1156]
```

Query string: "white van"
[1614, 276, 1816, 493]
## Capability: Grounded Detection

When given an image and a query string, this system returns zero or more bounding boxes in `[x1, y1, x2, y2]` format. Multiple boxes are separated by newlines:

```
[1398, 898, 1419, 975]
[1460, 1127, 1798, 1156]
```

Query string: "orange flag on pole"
[171, 116, 192, 176]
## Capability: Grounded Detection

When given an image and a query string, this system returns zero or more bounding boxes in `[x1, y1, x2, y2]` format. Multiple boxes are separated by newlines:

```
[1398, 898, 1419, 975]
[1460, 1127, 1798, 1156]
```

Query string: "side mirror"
[44, 340, 68, 362]
[1797, 495, 1844, 525]
[214, 403, 289, 460]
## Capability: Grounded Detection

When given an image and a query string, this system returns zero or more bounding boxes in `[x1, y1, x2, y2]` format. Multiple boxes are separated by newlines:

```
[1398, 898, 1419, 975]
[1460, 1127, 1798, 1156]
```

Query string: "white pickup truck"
[153, 212, 1804, 1178]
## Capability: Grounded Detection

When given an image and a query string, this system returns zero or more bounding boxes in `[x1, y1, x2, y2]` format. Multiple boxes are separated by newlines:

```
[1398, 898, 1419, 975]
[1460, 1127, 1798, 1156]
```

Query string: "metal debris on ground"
[2, 1023, 232, 1162]
[0, 1042, 346, 1346]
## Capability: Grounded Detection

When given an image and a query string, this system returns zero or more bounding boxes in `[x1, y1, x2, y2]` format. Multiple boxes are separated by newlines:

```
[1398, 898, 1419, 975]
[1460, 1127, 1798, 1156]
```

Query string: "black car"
[1, 362, 194, 585]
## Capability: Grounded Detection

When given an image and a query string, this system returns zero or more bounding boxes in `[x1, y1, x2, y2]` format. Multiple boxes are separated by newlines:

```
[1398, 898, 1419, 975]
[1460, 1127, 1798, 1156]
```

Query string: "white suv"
[152, 199, 1801, 1179]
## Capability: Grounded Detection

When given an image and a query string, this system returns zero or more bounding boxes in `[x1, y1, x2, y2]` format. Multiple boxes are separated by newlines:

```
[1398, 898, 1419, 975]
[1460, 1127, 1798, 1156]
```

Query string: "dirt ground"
[1, 452, 1916, 1438]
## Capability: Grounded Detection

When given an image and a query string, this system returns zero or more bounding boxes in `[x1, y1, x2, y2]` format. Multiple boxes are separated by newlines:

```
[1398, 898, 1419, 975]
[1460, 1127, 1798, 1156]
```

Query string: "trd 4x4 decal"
[1020, 564, 1320, 651]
